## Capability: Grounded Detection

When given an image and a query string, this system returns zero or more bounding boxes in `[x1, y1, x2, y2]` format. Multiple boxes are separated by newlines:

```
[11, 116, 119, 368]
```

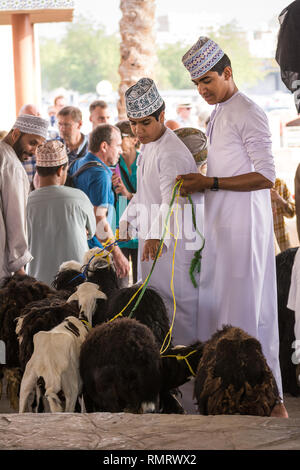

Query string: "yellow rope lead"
[109, 281, 145, 322]
[80, 318, 92, 329]
[109, 182, 181, 323]
[161, 349, 199, 376]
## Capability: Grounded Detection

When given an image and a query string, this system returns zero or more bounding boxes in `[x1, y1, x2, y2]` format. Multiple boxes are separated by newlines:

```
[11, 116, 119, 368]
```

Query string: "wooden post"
[11, 14, 35, 115]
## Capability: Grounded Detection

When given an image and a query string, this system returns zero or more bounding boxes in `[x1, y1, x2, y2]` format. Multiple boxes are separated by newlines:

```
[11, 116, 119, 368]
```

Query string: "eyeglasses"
[58, 122, 75, 128]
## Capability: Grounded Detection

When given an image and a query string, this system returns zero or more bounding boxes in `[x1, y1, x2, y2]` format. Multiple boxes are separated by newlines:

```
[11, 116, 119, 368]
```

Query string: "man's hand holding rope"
[176, 173, 207, 197]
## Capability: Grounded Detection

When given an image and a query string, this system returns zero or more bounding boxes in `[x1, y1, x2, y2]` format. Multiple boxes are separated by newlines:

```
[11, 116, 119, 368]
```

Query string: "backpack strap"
[119, 164, 136, 194]
[71, 161, 103, 179]
[71, 160, 118, 208]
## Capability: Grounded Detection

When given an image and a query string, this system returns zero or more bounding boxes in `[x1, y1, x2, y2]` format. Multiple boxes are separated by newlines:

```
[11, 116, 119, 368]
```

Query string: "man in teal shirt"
[113, 120, 139, 285]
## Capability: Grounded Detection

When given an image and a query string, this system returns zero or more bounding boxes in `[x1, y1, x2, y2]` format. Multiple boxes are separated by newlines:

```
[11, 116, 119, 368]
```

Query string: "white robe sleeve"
[3, 164, 32, 273]
[145, 149, 196, 250]
[240, 104, 276, 184]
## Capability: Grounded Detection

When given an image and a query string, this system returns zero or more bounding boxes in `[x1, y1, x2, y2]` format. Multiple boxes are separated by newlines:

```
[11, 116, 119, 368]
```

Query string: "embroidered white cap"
[125, 78, 164, 119]
[182, 36, 225, 79]
[13, 114, 49, 139]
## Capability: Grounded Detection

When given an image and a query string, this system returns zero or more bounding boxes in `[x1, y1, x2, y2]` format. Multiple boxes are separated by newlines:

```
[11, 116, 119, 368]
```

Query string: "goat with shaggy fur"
[19, 315, 90, 413]
[0, 274, 55, 409]
[101, 284, 171, 347]
[16, 282, 107, 373]
[194, 325, 280, 416]
[98, 284, 189, 413]
[80, 318, 161, 413]
[276, 247, 300, 396]
[16, 298, 80, 371]
[0, 274, 55, 364]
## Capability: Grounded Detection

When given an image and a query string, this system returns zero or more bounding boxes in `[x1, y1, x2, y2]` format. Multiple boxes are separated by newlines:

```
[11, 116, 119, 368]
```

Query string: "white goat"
[67, 281, 107, 324]
[19, 316, 90, 413]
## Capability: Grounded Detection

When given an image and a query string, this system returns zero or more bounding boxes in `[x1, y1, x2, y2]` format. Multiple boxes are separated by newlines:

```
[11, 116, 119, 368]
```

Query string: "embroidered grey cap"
[182, 36, 224, 79]
[13, 114, 49, 139]
[125, 78, 164, 119]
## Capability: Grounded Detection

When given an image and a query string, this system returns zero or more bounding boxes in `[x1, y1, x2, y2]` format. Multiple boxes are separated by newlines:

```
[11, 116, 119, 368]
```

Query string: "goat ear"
[66, 291, 78, 303]
[96, 291, 107, 300]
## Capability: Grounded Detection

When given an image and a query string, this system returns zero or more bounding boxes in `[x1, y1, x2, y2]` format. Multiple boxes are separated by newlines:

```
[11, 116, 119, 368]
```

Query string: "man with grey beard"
[0, 114, 48, 281]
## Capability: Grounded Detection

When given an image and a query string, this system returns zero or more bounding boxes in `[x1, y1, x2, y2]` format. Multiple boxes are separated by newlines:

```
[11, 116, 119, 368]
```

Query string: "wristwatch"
[210, 177, 219, 191]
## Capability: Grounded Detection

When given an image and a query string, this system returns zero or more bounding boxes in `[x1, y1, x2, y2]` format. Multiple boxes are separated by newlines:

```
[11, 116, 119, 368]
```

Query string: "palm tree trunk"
[118, 0, 156, 120]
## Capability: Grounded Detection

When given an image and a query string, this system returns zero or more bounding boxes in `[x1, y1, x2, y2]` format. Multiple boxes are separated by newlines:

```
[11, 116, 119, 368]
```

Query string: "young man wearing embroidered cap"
[0, 114, 48, 281]
[120, 78, 204, 412]
[179, 37, 287, 417]
[26, 140, 96, 286]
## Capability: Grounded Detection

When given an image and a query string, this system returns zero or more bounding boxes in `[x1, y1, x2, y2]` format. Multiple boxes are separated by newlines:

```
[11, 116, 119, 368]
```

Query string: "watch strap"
[210, 176, 219, 191]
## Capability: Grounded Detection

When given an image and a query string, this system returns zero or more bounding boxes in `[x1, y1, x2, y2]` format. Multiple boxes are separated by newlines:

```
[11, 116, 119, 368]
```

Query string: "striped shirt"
[22, 155, 36, 183]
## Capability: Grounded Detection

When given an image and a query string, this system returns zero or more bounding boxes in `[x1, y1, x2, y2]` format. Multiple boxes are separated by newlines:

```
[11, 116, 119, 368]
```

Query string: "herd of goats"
[0, 245, 298, 416]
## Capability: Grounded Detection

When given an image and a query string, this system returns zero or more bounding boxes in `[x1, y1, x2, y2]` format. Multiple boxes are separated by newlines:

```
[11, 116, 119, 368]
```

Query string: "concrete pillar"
[11, 14, 35, 115]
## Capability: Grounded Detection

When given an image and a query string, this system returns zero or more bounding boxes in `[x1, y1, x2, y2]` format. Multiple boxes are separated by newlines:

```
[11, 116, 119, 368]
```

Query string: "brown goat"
[194, 325, 280, 416]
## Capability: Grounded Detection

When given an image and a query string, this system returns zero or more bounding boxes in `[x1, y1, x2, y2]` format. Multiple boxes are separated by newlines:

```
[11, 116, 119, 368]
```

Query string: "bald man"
[19, 104, 41, 117]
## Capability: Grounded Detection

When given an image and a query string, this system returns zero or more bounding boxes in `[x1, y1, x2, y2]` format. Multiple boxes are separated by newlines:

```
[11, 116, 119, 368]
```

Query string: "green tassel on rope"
[189, 249, 202, 288]
[187, 194, 205, 288]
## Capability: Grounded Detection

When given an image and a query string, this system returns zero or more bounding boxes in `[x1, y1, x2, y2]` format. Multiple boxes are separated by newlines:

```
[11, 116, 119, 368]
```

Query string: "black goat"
[276, 247, 300, 396]
[160, 342, 204, 414]
[0, 274, 55, 409]
[16, 298, 80, 371]
[161, 342, 204, 391]
[80, 318, 161, 413]
[83, 248, 119, 297]
[102, 284, 171, 348]
[100, 284, 186, 413]
[0, 274, 55, 368]
[52, 260, 85, 294]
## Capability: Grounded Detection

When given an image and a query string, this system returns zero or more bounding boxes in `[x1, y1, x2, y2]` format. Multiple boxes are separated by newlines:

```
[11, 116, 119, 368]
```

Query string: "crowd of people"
[1, 35, 298, 417]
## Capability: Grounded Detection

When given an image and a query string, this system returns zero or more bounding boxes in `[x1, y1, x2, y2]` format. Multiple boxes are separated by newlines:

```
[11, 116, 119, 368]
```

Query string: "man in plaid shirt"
[271, 177, 296, 252]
